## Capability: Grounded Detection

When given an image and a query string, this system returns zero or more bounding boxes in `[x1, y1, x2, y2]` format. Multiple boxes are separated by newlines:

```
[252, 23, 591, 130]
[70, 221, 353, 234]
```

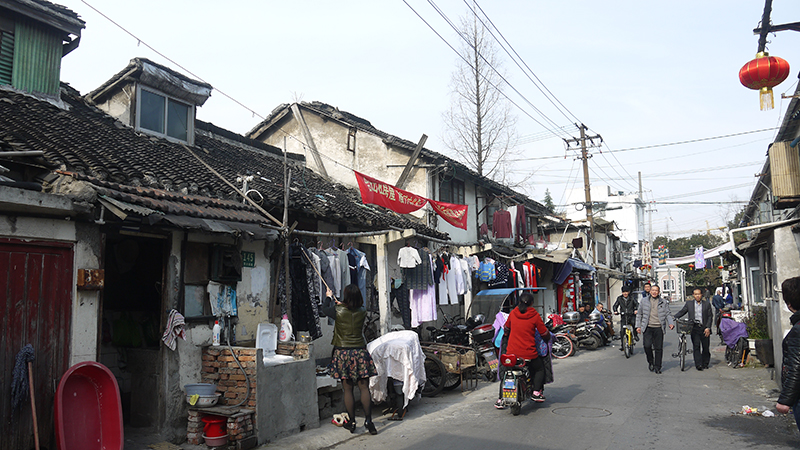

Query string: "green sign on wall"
[241, 251, 255, 268]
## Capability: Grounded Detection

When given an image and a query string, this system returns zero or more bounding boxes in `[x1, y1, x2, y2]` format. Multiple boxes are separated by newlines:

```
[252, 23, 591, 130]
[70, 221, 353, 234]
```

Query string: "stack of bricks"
[275, 341, 310, 360]
[201, 347, 257, 407]
[227, 410, 255, 443]
[186, 410, 204, 445]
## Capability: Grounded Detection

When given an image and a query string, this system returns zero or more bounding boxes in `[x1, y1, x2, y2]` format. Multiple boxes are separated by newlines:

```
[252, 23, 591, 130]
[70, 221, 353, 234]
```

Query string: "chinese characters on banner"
[353, 171, 469, 229]
[428, 199, 469, 230]
[353, 171, 427, 214]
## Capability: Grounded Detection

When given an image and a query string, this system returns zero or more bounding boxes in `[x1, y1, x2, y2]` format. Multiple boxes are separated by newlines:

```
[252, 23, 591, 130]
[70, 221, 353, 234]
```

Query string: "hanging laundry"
[492, 210, 513, 238]
[391, 283, 412, 329]
[398, 245, 422, 268]
[162, 309, 186, 351]
[410, 283, 437, 327]
[515, 205, 527, 246]
[404, 248, 434, 290]
[523, 261, 538, 288]
[507, 205, 518, 241]
[488, 262, 509, 288]
[478, 258, 496, 282]
[695, 247, 706, 269]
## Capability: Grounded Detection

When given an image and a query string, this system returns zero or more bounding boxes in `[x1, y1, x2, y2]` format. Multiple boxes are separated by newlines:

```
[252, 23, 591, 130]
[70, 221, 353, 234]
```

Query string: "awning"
[553, 258, 595, 285]
[596, 267, 625, 280]
[532, 248, 571, 264]
[146, 214, 278, 241]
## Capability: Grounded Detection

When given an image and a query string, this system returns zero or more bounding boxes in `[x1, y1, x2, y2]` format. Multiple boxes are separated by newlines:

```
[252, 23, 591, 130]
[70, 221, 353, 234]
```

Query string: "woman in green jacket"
[322, 284, 378, 435]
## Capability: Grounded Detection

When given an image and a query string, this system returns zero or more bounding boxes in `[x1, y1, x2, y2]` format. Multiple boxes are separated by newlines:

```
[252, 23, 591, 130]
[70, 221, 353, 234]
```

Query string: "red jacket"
[505, 307, 548, 359]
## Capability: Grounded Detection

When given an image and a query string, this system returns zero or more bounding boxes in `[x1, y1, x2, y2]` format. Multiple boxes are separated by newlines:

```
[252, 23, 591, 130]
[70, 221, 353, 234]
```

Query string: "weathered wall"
[70, 221, 102, 365]
[0, 214, 102, 366]
[256, 348, 319, 444]
[771, 227, 800, 387]
[235, 239, 273, 343]
[93, 82, 134, 126]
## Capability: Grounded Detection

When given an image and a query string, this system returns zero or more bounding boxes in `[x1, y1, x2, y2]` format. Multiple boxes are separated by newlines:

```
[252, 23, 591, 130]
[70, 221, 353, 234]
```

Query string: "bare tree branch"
[442, 12, 520, 181]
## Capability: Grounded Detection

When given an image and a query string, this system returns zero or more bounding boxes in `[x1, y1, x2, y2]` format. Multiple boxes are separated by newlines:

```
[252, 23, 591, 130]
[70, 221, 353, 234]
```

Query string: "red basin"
[55, 361, 123, 450]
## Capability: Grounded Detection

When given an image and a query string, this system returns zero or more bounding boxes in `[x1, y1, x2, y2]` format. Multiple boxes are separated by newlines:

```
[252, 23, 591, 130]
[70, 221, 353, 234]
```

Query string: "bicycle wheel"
[552, 334, 573, 359]
[443, 372, 461, 390]
[679, 337, 687, 371]
[622, 331, 631, 359]
[421, 353, 446, 397]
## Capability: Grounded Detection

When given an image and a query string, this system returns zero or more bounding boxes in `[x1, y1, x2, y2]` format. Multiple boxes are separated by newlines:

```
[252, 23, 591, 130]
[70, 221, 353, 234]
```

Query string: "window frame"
[135, 85, 194, 144]
[439, 177, 465, 205]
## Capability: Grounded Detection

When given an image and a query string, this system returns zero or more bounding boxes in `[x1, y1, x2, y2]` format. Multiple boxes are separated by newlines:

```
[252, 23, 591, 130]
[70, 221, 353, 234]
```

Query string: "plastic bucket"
[202, 415, 227, 437]
[203, 433, 228, 447]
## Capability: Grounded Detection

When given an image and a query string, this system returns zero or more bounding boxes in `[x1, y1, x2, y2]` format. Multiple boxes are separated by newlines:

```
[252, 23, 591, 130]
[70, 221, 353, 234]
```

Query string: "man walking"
[674, 288, 713, 370]
[613, 287, 639, 345]
[636, 285, 674, 374]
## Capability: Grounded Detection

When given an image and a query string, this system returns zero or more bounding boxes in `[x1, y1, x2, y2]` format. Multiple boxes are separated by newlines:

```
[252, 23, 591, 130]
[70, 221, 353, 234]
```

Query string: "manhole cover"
[551, 407, 612, 418]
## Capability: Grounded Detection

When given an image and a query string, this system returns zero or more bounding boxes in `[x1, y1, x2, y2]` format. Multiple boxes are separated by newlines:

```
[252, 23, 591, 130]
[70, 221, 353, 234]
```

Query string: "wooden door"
[0, 238, 73, 450]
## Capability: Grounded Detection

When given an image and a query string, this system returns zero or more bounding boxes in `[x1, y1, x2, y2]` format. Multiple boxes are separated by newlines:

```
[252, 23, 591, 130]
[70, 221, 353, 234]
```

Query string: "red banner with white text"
[428, 199, 469, 230]
[354, 171, 428, 214]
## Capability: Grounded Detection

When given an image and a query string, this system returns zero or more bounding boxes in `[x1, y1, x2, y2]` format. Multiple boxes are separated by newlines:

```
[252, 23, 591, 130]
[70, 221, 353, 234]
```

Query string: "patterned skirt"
[330, 347, 378, 380]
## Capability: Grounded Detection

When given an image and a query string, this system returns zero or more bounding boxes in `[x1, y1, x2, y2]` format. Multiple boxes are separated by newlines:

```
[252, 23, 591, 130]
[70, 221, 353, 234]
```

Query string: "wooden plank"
[395, 134, 427, 189]
[290, 103, 328, 177]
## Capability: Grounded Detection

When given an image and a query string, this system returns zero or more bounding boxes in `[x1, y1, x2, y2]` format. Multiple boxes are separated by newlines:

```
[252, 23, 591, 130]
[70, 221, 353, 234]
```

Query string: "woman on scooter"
[495, 293, 550, 408]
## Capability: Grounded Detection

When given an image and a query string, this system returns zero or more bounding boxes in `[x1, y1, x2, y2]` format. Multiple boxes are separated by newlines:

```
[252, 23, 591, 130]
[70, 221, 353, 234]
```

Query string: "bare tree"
[442, 13, 518, 181]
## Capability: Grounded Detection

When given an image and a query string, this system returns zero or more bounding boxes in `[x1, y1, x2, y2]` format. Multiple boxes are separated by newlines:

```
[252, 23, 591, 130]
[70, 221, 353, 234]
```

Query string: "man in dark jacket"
[777, 276, 800, 432]
[674, 288, 713, 370]
[613, 287, 639, 342]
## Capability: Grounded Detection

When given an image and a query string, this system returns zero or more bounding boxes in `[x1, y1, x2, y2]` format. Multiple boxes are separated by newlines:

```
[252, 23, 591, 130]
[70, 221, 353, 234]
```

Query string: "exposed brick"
[206, 349, 221, 356]
[202, 366, 215, 373]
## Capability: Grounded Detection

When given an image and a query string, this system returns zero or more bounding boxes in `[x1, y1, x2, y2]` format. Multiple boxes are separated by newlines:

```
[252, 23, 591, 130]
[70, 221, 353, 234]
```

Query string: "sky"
[55, 0, 800, 241]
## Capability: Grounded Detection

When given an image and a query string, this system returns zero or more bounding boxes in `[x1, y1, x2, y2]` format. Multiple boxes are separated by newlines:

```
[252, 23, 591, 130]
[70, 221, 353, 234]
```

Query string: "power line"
[503, 127, 777, 162]
[415, 0, 573, 139]
[462, 0, 581, 126]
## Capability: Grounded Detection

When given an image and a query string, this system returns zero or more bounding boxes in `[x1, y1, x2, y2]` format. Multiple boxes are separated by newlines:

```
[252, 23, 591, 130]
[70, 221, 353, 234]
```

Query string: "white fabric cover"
[367, 330, 426, 408]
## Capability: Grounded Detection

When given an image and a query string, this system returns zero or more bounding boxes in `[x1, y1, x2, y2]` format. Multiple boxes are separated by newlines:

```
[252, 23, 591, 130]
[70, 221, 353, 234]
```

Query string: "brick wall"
[201, 347, 257, 408]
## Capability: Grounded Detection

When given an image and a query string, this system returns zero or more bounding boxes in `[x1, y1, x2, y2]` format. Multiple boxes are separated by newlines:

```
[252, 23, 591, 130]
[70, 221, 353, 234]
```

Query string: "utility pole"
[564, 124, 602, 264]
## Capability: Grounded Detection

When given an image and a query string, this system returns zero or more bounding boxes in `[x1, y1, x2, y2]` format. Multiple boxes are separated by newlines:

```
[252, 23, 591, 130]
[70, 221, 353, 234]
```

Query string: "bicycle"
[671, 318, 693, 371]
[618, 312, 635, 358]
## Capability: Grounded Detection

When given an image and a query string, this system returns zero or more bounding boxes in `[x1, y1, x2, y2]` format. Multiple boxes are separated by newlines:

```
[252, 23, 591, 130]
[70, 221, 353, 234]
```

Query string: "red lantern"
[689, 263, 694, 269]
[739, 52, 790, 111]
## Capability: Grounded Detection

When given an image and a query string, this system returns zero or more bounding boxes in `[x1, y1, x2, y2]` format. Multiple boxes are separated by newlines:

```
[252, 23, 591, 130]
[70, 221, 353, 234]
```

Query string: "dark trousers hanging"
[392, 285, 412, 330]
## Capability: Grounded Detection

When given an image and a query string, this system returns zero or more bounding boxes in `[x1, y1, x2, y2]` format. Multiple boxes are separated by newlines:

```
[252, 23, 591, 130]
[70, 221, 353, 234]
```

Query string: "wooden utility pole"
[564, 124, 602, 264]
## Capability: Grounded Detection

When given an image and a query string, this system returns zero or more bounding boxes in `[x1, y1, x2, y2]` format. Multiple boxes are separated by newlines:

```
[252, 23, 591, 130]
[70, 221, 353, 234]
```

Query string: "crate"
[424, 343, 475, 374]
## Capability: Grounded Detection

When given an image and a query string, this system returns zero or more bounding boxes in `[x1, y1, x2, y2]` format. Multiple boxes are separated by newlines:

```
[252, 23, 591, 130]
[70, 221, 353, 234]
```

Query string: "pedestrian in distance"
[712, 287, 725, 343]
[776, 276, 800, 433]
[322, 284, 379, 435]
[674, 288, 713, 370]
[642, 282, 652, 303]
[635, 285, 674, 374]
[613, 286, 639, 344]
[578, 303, 590, 322]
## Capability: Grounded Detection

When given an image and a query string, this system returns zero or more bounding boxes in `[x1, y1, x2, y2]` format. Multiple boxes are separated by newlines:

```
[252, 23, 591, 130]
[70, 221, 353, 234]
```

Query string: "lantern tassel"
[760, 86, 775, 111]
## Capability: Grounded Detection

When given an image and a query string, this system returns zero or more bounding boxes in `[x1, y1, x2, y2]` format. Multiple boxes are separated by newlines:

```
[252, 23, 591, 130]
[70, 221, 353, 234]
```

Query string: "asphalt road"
[268, 302, 798, 450]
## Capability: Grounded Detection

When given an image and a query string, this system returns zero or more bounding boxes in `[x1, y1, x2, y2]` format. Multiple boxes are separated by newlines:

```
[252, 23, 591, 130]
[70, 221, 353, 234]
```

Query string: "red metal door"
[0, 239, 73, 450]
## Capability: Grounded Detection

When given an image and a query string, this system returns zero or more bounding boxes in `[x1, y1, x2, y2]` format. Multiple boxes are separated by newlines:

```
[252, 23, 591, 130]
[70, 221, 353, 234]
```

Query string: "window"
[486, 205, 498, 230]
[439, 178, 465, 205]
[0, 21, 14, 86]
[596, 241, 607, 265]
[137, 87, 192, 142]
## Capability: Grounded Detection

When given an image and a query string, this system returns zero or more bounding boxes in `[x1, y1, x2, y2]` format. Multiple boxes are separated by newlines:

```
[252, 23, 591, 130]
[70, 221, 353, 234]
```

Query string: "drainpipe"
[729, 218, 798, 314]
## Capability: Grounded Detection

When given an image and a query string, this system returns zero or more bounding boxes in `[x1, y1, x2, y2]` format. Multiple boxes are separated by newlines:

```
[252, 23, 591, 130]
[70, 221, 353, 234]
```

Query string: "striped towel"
[162, 309, 186, 351]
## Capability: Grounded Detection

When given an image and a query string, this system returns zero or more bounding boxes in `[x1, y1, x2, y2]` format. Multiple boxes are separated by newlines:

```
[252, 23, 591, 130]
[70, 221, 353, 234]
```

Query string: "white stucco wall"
[771, 227, 800, 383]
[565, 185, 644, 245]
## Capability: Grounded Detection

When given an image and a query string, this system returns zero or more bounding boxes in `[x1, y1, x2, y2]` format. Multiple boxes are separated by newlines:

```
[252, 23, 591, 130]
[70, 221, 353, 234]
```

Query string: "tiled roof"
[0, 85, 448, 240]
[248, 101, 554, 217]
[3, 0, 85, 33]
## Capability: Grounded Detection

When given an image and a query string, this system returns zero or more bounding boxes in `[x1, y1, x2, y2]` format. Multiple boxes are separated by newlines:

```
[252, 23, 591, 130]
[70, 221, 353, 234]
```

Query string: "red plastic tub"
[55, 361, 123, 450]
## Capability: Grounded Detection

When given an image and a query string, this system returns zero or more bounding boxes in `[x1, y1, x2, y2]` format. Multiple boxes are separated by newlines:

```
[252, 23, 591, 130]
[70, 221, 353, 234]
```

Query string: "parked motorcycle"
[545, 315, 575, 359]
[499, 353, 530, 415]
[562, 311, 603, 350]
